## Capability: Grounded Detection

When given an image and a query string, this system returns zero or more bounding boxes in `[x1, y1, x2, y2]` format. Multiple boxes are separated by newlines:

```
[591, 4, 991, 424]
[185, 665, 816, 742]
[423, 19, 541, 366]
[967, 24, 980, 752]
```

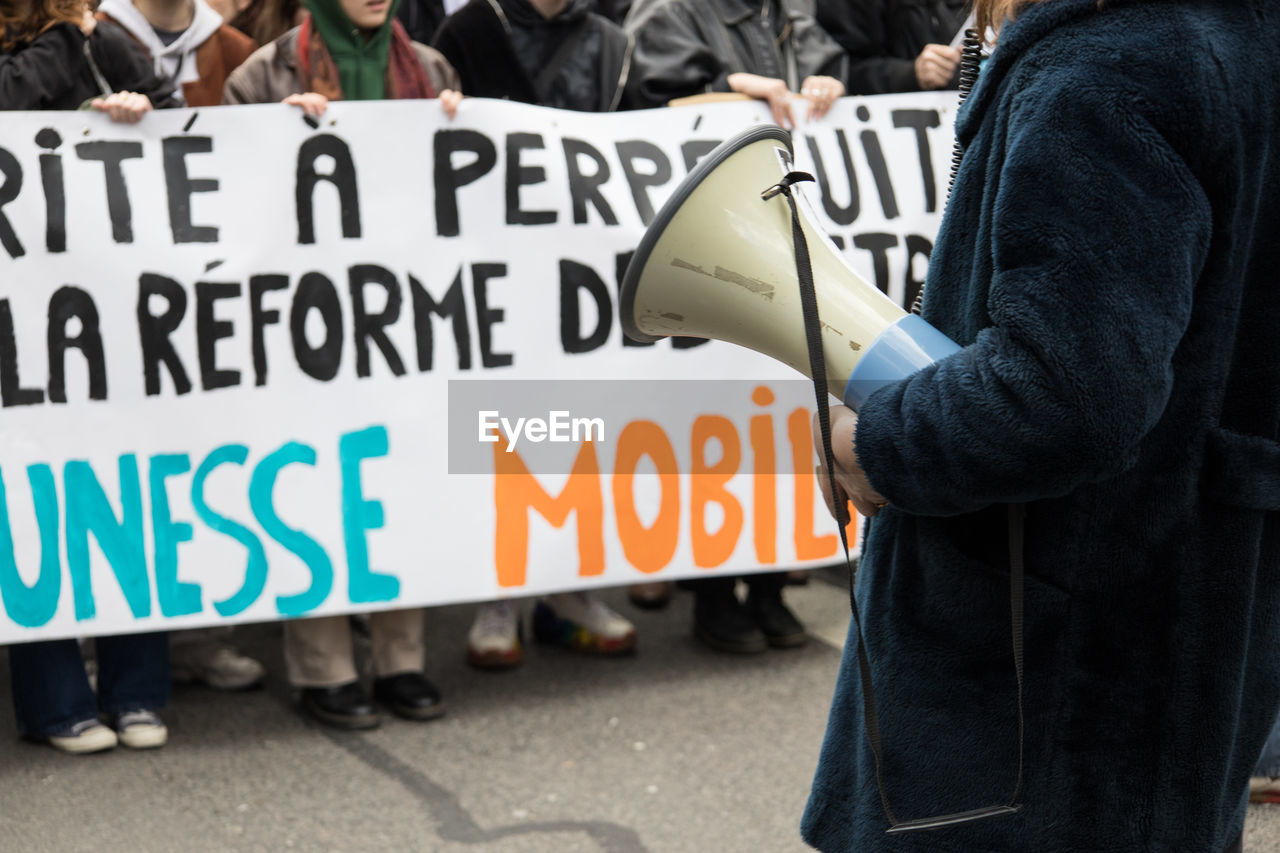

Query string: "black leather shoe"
[299, 682, 381, 730]
[746, 590, 808, 648]
[373, 673, 445, 721]
[693, 591, 768, 654]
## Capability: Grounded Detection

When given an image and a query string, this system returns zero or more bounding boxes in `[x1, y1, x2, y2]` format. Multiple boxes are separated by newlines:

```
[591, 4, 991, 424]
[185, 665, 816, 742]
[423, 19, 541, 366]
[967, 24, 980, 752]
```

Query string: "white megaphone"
[621, 124, 960, 410]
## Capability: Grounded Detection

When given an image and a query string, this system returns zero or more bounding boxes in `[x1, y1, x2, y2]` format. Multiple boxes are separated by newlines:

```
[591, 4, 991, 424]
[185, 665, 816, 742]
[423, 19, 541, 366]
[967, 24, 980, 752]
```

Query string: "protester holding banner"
[0, 0, 181, 755]
[433, 0, 640, 668]
[815, 0, 968, 95]
[96, 0, 258, 107]
[434, 0, 650, 621]
[223, 0, 461, 109]
[624, 0, 847, 128]
[803, 0, 1280, 850]
[0, 0, 177, 114]
[432, 0, 632, 112]
[90, 0, 270, 696]
[222, 0, 461, 729]
[623, 0, 847, 654]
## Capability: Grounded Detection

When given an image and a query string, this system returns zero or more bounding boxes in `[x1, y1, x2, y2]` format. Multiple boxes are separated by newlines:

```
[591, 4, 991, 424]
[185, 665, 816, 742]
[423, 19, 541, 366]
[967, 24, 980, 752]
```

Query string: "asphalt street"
[1, 575, 1277, 852]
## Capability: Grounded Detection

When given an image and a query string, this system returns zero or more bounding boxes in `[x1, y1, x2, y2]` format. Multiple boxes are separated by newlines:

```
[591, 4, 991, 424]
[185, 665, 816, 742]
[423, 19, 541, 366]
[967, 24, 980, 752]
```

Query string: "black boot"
[299, 682, 382, 730]
[373, 673, 445, 721]
[693, 590, 768, 654]
[745, 589, 807, 648]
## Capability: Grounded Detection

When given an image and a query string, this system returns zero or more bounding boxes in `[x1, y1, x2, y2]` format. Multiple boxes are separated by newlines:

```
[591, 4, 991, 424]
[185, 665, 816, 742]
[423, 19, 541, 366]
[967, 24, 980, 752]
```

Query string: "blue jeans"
[7, 633, 170, 738]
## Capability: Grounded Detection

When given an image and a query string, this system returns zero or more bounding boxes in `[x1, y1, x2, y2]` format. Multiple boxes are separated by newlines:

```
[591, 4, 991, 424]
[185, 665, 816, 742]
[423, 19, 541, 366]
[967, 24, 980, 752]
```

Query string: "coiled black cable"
[911, 28, 985, 317]
[947, 29, 985, 194]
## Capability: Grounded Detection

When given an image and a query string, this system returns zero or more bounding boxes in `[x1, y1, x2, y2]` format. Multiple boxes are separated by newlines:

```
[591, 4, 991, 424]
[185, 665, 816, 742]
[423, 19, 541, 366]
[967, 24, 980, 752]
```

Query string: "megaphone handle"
[770, 171, 1025, 834]
[766, 170, 901, 826]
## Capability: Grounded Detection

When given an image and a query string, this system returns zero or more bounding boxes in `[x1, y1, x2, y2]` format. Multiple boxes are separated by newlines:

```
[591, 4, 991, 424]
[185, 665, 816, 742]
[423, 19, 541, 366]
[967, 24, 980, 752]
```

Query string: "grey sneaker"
[171, 642, 265, 691]
[110, 710, 168, 749]
[46, 719, 117, 754]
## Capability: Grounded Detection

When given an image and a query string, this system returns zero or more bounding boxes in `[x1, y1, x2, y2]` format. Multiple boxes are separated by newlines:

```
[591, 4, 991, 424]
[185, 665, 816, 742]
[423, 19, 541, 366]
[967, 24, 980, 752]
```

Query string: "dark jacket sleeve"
[791, 12, 848, 82]
[855, 70, 1212, 516]
[412, 42, 461, 94]
[430, 15, 468, 84]
[222, 41, 284, 105]
[0, 24, 86, 110]
[430, 6, 487, 97]
[816, 0, 918, 94]
[626, 3, 731, 108]
[90, 20, 181, 108]
[431, 2, 536, 102]
[596, 18, 634, 111]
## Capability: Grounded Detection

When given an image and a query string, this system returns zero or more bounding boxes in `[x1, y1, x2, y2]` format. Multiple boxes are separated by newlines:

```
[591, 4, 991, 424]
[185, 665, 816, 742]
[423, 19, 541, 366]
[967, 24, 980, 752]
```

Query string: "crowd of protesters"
[0, 0, 971, 756]
[7, 0, 1274, 820]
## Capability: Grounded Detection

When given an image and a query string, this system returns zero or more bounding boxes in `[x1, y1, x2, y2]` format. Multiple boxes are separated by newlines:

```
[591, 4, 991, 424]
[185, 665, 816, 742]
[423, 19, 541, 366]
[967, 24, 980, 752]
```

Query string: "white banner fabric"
[0, 93, 956, 643]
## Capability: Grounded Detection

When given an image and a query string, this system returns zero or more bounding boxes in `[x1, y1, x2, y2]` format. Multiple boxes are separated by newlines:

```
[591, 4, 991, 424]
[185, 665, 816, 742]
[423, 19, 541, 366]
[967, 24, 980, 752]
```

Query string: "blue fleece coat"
[801, 1, 1280, 851]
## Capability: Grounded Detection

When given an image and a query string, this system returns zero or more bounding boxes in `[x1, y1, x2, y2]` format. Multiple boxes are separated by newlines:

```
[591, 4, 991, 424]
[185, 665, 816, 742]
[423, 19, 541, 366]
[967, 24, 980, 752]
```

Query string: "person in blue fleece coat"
[801, 0, 1280, 851]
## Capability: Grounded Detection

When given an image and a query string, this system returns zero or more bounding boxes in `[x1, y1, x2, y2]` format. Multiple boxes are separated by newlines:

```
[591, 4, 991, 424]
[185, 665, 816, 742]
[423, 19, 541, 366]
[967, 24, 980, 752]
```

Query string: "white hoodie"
[97, 0, 225, 106]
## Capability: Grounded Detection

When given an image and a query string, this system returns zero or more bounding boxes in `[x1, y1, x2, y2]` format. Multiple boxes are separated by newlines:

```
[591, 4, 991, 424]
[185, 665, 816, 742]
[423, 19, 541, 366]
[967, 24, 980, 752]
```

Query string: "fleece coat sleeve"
[855, 68, 1213, 517]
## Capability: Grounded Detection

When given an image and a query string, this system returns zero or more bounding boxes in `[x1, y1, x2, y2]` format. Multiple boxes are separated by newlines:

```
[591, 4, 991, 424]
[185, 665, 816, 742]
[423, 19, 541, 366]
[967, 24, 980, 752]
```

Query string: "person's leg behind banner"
[96, 631, 170, 749]
[743, 571, 807, 649]
[170, 627, 265, 691]
[8, 638, 117, 753]
[467, 599, 524, 670]
[368, 608, 443, 721]
[687, 576, 767, 654]
[284, 616, 380, 730]
[533, 592, 638, 656]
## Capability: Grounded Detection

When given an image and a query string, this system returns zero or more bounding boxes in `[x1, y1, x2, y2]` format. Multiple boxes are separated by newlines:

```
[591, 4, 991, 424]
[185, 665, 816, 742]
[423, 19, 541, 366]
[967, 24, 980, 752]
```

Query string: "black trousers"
[1223, 832, 1242, 853]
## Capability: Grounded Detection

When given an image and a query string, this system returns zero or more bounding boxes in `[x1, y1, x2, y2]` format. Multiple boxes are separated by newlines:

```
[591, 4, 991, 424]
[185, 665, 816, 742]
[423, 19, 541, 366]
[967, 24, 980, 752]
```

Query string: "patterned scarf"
[296, 10, 436, 100]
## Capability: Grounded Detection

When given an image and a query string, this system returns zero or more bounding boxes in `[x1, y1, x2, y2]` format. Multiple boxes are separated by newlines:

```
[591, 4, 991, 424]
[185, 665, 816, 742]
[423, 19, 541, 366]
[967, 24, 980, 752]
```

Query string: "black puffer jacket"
[0, 21, 177, 110]
[816, 0, 967, 94]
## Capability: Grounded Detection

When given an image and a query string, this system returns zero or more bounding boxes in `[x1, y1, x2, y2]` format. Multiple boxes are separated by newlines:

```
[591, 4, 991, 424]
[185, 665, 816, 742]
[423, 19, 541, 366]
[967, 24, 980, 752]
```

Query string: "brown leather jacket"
[95, 12, 257, 107]
[222, 27, 461, 104]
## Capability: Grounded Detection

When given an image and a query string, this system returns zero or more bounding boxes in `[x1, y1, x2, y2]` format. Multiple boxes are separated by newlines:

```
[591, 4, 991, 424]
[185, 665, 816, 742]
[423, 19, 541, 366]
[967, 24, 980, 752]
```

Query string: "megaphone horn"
[620, 124, 959, 410]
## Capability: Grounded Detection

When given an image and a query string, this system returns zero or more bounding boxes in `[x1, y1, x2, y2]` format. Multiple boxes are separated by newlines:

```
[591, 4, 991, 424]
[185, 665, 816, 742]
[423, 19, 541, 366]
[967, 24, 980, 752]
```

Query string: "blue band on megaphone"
[843, 314, 961, 410]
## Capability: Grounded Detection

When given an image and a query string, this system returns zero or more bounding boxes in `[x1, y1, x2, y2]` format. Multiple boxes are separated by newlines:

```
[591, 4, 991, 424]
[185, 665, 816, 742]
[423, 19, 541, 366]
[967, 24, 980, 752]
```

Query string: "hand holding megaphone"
[813, 406, 888, 520]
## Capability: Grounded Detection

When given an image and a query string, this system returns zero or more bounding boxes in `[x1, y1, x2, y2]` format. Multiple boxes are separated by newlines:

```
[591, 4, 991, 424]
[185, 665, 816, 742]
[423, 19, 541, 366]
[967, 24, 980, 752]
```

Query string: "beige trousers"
[283, 609, 425, 687]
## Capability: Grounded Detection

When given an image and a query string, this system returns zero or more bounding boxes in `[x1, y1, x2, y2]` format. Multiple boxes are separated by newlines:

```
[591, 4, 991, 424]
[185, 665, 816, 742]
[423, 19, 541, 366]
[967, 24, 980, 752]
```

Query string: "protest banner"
[0, 93, 956, 643]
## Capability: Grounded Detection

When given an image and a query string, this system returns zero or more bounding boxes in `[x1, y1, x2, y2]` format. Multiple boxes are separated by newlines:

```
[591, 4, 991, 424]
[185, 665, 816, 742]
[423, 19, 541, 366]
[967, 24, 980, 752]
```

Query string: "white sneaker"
[467, 601, 523, 669]
[533, 592, 637, 655]
[1251, 776, 1280, 803]
[111, 710, 168, 749]
[46, 719, 117, 754]
[171, 642, 265, 691]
